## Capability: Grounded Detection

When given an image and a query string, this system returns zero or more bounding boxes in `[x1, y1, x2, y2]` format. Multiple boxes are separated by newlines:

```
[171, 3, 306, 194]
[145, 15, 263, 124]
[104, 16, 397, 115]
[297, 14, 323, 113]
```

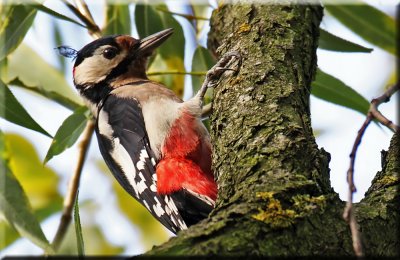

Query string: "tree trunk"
[147, 3, 399, 256]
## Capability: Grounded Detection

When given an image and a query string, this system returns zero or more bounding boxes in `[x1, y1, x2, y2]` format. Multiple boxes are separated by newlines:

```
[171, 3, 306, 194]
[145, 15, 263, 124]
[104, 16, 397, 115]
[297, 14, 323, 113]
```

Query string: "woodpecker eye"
[102, 47, 118, 59]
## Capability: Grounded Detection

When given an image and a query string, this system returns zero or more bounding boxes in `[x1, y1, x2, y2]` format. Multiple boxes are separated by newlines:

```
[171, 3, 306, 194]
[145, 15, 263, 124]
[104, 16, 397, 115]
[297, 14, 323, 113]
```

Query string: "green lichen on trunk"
[146, 3, 399, 256]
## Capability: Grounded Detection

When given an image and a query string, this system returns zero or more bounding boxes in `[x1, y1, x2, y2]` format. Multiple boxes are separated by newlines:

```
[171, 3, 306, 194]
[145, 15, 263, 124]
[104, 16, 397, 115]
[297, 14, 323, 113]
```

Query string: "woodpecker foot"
[198, 51, 242, 101]
[206, 51, 242, 88]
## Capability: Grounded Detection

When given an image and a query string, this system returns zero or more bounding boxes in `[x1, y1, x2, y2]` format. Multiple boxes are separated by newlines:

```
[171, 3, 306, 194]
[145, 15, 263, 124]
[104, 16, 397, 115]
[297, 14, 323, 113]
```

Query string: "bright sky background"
[1, 0, 397, 256]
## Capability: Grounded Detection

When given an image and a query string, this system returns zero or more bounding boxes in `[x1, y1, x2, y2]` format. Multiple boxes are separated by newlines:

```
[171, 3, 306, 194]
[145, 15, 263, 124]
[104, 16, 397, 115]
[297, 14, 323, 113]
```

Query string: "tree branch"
[52, 120, 95, 251]
[344, 82, 399, 256]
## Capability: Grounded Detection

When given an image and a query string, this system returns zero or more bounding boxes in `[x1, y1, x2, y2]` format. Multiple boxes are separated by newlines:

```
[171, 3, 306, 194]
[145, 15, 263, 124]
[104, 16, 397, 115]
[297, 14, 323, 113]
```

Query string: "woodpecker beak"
[137, 28, 174, 55]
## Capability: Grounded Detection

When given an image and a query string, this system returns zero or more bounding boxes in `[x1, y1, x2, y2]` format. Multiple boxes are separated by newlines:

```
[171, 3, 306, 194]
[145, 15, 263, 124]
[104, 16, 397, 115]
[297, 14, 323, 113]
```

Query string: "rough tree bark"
[147, 3, 399, 256]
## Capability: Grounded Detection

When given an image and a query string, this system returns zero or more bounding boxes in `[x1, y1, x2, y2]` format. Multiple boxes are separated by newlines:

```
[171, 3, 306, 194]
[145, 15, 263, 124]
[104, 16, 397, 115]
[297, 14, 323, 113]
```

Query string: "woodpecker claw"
[197, 51, 242, 102]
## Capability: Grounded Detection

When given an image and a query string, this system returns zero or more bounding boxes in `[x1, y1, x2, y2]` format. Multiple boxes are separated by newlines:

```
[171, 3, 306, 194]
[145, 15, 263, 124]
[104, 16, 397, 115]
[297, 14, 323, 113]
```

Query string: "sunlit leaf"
[4, 134, 62, 211]
[32, 3, 86, 28]
[135, 4, 185, 97]
[0, 5, 37, 60]
[0, 133, 62, 249]
[5, 44, 81, 104]
[0, 79, 51, 137]
[9, 77, 81, 111]
[0, 132, 52, 253]
[0, 222, 20, 249]
[97, 161, 170, 250]
[324, 3, 395, 55]
[103, 3, 131, 35]
[319, 28, 373, 53]
[0, 164, 53, 253]
[312, 69, 370, 115]
[74, 192, 85, 256]
[44, 106, 89, 163]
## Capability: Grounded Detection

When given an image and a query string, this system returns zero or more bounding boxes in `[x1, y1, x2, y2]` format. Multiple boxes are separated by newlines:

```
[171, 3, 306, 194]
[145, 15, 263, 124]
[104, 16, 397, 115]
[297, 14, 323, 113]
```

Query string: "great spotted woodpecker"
[59, 28, 240, 234]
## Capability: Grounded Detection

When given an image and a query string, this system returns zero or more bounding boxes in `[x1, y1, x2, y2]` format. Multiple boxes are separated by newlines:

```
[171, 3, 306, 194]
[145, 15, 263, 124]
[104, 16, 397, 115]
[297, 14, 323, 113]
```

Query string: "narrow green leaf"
[191, 46, 215, 94]
[103, 3, 131, 35]
[32, 4, 86, 28]
[311, 69, 370, 115]
[0, 5, 37, 60]
[9, 77, 81, 111]
[5, 44, 81, 103]
[324, 3, 395, 55]
[44, 106, 89, 163]
[319, 28, 373, 53]
[0, 79, 51, 137]
[74, 191, 85, 256]
[0, 131, 52, 253]
[0, 165, 53, 253]
[1, 133, 63, 249]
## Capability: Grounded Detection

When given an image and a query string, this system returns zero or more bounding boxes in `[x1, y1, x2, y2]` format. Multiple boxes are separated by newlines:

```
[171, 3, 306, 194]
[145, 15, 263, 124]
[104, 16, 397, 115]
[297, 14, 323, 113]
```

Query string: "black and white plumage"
[95, 94, 187, 233]
[67, 28, 220, 234]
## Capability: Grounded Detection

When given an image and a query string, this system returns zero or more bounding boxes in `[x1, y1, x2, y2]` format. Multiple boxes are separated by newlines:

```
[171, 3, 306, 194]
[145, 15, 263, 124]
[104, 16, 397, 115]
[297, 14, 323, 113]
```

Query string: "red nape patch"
[156, 158, 217, 201]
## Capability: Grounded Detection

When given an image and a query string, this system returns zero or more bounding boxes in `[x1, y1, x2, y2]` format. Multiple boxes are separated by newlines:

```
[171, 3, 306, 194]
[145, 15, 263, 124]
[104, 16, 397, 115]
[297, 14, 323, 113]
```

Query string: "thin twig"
[369, 83, 400, 133]
[73, 0, 97, 28]
[344, 82, 399, 256]
[61, 0, 101, 38]
[52, 120, 95, 251]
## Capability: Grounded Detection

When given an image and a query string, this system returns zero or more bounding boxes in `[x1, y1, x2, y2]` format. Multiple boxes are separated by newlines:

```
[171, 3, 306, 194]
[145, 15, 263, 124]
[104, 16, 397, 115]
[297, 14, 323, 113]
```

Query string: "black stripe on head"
[74, 35, 120, 67]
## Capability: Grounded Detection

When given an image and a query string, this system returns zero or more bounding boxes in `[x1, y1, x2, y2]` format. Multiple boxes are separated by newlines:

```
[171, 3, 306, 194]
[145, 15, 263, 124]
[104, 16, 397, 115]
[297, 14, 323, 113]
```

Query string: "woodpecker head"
[58, 28, 173, 93]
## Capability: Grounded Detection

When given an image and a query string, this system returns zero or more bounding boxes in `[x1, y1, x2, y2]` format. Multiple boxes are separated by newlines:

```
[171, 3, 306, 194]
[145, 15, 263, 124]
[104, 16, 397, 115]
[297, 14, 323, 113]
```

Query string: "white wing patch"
[151, 157, 157, 166]
[136, 172, 148, 194]
[153, 197, 166, 217]
[150, 184, 157, 192]
[98, 109, 114, 137]
[97, 103, 188, 233]
[136, 148, 148, 170]
[164, 196, 179, 215]
[111, 137, 139, 197]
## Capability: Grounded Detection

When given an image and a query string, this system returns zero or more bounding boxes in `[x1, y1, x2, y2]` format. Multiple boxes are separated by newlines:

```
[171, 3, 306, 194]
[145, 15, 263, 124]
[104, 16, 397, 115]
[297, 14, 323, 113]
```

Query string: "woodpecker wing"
[95, 94, 187, 233]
